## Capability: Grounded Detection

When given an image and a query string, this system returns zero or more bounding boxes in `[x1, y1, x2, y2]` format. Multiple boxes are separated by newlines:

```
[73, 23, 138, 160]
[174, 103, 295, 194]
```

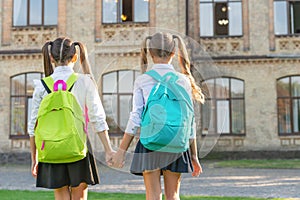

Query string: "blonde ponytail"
[173, 35, 205, 103]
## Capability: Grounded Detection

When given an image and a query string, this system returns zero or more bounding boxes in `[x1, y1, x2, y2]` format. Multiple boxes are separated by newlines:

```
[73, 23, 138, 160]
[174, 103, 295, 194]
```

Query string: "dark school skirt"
[36, 152, 100, 189]
[130, 140, 194, 176]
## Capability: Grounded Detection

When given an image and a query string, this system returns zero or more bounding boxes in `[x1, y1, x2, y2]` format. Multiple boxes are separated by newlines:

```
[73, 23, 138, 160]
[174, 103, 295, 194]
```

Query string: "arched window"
[201, 77, 245, 135]
[277, 75, 300, 135]
[10, 72, 43, 138]
[102, 70, 140, 135]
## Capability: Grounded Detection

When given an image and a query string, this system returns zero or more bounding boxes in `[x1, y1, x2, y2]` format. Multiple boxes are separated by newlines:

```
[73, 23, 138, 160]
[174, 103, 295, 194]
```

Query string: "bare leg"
[163, 170, 181, 200]
[143, 169, 162, 200]
[54, 186, 71, 200]
[71, 182, 88, 200]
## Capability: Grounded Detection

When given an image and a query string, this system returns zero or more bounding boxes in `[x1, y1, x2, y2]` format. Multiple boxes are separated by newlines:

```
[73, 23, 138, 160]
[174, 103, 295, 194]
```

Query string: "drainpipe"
[186, 0, 189, 36]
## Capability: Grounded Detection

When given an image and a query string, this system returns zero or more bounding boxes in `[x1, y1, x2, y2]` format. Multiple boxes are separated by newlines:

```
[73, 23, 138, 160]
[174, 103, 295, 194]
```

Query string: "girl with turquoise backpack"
[112, 32, 204, 200]
[28, 37, 115, 200]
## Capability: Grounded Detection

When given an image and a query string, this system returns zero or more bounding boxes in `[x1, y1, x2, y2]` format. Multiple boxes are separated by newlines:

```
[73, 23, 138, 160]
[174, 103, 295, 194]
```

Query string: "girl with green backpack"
[28, 37, 115, 200]
[112, 32, 204, 200]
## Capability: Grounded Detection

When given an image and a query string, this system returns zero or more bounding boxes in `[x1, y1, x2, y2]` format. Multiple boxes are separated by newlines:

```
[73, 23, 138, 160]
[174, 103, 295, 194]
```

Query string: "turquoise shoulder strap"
[147, 70, 193, 108]
[145, 70, 162, 82]
[145, 70, 179, 83]
[162, 72, 179, 83]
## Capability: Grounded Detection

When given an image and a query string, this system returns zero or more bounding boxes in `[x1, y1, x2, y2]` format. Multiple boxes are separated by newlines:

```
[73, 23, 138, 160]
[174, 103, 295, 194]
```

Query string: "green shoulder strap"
[41, 76, 55, 93]
[66, 73, 78, 91]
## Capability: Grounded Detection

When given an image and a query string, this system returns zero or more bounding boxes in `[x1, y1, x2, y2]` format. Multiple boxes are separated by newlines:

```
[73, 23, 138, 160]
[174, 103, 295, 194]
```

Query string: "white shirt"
[28, 66, 109, 137]
[125, 64, 196, 139]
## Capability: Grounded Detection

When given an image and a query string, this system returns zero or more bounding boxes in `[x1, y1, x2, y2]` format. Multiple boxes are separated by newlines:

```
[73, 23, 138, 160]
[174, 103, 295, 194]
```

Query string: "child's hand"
[111, 149, 126, 168]
[105, 150, 116, 166]
[191, 155, 203, 177]
[31, 161, 38, 178]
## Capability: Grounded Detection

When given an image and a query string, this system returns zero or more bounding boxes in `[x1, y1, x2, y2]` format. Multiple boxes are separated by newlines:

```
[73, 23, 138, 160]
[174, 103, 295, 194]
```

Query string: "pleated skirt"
[36, 151, 100, 189]
[130, 140, 194, 176]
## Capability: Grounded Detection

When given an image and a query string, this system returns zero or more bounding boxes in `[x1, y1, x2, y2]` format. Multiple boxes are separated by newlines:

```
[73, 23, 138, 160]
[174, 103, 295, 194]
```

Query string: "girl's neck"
[55, 63, 73, 68]
[152, 57, 172, 64]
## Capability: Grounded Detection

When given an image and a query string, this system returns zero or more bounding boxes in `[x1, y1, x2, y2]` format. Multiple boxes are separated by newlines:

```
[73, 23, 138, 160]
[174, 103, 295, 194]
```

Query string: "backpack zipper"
[41, 141, 45, 150]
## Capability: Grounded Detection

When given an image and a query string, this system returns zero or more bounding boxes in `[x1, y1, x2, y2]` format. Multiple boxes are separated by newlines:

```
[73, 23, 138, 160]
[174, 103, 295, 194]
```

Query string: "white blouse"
[125, 64, 196, 139]
[27, 66, 109, 137]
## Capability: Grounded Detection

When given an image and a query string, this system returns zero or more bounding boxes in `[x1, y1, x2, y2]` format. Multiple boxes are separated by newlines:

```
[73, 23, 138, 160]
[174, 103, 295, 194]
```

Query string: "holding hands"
[111, 149, 126, 168]
[105, 150, 116, 166]
[109, 133, 134, 168]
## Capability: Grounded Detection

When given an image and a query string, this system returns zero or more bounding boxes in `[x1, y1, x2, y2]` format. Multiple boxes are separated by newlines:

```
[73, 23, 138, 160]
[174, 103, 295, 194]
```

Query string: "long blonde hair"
[141, 32, 205, 103]
[42, 37, 92, 77]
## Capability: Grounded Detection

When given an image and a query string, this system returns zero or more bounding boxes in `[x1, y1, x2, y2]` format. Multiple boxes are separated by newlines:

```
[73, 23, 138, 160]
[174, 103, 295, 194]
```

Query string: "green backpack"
[140, 70, 194, 153]
[35, 73, 87, 163]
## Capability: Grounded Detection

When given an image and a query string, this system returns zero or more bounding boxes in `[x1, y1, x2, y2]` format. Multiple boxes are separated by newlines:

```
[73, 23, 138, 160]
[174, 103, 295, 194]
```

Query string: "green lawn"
[210, 159, 300, 169]
[0, 190, 289, 200]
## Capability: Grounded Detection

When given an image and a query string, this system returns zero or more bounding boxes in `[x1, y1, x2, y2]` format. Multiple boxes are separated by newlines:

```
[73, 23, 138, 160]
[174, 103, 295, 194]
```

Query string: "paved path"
[0, 162, 299, 199]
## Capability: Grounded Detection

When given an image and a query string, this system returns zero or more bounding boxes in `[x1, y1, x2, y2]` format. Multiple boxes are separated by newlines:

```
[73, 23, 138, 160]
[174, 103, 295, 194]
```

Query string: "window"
[199, 0, 243, 37]
[102, 0, 149, 23]
[13, 0, 58, 26]
[274, 0, 300, 35]
[201, 77, 245, 135]
[102, 70, 140, 134]
[10, 72, 43, 138]
[277, 76, 300, 135]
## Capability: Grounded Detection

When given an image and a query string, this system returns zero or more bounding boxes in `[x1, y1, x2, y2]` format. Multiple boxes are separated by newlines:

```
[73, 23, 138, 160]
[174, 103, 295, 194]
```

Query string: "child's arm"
[29, 137, 38, 178]
[97, 130, 115, 166]
[112, 133, 134, 168]
[189, 138, 203, 177]
[112, 77, 143, 168]
[28, 81, 44, 178]
[84, 75, 115, 164]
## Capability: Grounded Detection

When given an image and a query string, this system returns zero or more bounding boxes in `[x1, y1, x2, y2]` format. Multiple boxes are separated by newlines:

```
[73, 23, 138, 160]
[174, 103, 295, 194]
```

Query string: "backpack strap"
[162, 72, 179, 83]
[145, 70, 162, 82]
[66, 73, 78, 92]
[41, 76, 55, 94]
[147, 70, 192, 108]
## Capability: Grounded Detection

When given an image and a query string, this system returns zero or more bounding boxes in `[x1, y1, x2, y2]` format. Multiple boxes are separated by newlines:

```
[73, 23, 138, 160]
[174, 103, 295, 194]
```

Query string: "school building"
[0, 0, 300, 162]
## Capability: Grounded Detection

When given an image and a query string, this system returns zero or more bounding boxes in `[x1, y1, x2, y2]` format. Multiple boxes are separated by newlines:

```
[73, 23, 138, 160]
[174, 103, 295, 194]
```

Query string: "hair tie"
[170, 35, 177, 50]
[173, 35, 179, 40]
[59, 38, 67, 63]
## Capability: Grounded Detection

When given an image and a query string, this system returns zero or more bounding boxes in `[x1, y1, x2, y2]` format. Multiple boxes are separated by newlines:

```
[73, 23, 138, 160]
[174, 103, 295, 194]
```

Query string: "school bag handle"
[41, 73, 78, 94]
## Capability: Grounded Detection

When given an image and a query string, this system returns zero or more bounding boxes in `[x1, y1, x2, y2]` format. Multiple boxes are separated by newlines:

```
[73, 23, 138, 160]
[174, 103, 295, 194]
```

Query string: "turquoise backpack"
[140, 70, 194, 153]
[35, 73, 87, 163]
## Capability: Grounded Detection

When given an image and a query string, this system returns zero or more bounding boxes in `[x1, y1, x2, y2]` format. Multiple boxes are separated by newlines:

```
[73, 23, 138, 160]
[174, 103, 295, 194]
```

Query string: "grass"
[0, 190, 289, 200]
[210, 159, 300, 169]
